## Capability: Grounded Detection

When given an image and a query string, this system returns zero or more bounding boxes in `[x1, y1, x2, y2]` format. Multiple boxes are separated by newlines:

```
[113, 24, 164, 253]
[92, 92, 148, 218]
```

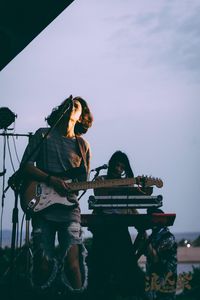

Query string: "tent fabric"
[0, 0, 75, 71]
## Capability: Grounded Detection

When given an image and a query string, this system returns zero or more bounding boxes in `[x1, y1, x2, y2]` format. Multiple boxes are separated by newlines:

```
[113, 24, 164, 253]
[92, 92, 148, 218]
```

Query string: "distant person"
[88, 151, 145, 299]
[144, 208, 177, 300]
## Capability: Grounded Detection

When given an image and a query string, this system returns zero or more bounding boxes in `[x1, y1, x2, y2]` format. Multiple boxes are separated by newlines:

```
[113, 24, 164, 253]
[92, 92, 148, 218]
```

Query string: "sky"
[0, 0, 200, 235]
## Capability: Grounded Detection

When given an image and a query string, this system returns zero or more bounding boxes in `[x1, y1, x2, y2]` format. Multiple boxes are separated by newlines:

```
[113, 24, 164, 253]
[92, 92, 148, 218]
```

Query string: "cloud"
[105, 0, 200, 78]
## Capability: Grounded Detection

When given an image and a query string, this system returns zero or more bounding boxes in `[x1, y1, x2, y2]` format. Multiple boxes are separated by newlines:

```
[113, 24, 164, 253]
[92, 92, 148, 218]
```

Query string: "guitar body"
[20, 180, 75, 214]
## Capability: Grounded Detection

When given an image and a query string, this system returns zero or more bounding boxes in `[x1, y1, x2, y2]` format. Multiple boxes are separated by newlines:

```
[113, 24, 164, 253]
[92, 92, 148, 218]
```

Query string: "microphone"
[45, 95, 73, 124]
[62, 95, 73, 112]
[91, 164, 108, 172]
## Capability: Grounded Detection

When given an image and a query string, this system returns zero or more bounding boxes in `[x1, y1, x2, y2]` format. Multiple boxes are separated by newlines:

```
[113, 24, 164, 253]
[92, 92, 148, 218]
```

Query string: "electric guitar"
[20, 176, 163, 213]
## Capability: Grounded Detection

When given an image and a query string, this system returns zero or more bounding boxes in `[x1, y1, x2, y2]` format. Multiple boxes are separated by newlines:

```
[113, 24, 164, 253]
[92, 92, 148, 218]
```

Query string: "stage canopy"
[0, 0, 75, 71]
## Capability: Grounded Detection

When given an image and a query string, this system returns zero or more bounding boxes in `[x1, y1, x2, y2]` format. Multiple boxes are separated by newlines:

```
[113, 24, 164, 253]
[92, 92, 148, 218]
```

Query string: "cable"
[12, 135, 20, 164]
[16, 222, 19, 248]
[20, 213, 25, 248]
[6, 135, 16, 172]
[0, 207, 4, 248]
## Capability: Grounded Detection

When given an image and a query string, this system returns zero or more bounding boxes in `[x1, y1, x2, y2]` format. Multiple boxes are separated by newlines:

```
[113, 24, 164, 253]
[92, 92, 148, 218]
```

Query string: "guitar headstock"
[136, 175, 163, 188]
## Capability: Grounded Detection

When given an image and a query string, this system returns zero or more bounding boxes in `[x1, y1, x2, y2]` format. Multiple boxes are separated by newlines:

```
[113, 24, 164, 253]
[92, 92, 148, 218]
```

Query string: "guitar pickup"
[36, 184, 42, 197]
[27, 198, 37, 210]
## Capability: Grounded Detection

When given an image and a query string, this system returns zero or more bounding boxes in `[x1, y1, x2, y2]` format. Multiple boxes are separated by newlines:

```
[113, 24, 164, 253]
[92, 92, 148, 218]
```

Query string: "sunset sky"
[0, 0, 200, 234]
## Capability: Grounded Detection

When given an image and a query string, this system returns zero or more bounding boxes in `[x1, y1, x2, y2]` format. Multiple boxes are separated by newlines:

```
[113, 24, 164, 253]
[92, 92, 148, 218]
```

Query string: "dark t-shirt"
[21, 127, 91, 223]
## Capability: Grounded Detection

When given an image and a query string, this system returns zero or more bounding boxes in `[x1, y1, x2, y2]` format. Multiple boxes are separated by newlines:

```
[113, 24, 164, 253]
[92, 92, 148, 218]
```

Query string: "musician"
[20, 96, 93, 294]
[89, 151, 145, 298]
[144, 208, 177, 300]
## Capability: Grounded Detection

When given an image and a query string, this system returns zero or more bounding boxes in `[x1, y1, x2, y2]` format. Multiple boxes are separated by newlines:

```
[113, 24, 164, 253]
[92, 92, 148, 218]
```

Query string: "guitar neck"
[68, 177, 135, 191]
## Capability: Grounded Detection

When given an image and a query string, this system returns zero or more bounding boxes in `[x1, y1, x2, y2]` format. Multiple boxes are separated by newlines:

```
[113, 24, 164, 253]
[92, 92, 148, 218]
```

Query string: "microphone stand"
[0, 131, 32, 289]
[0, 129, 7, 248]
[92, 170, 100, 181]
[2, 96, 73, 287]
[77, 170, 101, 201]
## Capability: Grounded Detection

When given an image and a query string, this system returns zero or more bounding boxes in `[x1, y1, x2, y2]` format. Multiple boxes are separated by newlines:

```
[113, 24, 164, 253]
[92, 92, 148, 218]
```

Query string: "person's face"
[111, 162, 125, 178]
[70, 100, 82, 123]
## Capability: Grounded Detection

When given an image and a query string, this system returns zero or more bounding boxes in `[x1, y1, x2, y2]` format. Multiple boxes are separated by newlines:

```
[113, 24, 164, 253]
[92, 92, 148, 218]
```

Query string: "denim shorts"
[31, 216, 88, 292]
[31, 216, 83, 260]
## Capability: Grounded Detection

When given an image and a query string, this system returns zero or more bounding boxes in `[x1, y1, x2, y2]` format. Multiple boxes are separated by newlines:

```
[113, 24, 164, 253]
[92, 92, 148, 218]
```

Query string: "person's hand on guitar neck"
[135, 175, 163, 188]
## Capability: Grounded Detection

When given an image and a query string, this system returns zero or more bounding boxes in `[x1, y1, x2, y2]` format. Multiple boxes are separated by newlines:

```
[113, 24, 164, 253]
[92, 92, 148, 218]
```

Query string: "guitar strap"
[76, 136, 89, 179]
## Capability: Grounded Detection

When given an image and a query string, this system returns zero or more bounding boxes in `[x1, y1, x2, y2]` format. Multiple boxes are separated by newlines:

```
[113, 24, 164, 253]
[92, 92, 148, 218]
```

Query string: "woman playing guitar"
[20, 95, 93, 294]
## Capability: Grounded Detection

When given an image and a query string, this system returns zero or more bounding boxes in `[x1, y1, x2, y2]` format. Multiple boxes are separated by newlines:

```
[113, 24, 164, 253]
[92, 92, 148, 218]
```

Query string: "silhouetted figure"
[88, 151, 145, 299]
[144, 208, 177, 300]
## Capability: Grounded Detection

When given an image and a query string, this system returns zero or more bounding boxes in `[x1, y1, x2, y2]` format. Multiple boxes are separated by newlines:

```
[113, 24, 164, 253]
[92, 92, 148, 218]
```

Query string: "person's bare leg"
[32, 255, 54, 285]
[64, 244, 82, 289]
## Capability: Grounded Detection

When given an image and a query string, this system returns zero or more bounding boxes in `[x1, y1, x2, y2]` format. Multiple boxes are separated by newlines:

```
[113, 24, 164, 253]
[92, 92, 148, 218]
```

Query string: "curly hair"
[46, 96, 93, 135]
[107, 150, 134, 178]
[73, 97, 93, 135]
